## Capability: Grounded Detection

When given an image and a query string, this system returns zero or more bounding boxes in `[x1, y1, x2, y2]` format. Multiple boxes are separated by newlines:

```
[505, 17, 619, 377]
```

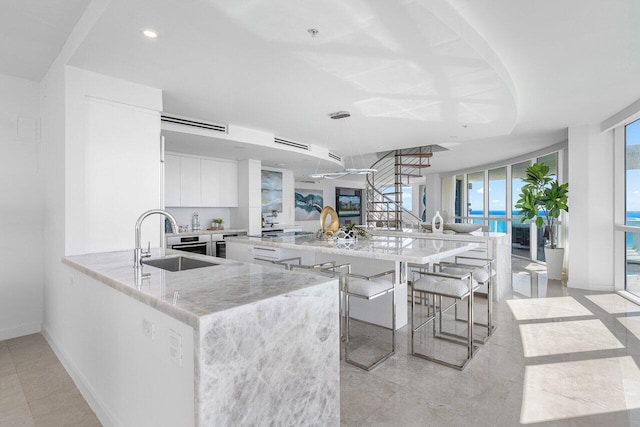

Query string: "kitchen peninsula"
[61, 249, 339, 426]
[226, 234, 479, 329]
[369, 229, 512, 298]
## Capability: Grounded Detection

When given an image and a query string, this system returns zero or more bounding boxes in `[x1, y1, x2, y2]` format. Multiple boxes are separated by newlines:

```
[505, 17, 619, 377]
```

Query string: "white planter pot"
[545, 247, 565, 280]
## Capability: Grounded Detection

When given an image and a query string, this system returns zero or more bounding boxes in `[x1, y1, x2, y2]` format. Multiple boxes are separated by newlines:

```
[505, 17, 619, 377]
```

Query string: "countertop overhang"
[226, 234, 479, 264]
[62, 249, 336, 328]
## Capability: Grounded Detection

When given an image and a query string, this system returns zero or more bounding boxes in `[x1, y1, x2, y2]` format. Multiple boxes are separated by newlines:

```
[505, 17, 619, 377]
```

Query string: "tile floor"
[3, 257, 640, 426]
[0, 334, 99, 427]
[340, 258, 640, 426]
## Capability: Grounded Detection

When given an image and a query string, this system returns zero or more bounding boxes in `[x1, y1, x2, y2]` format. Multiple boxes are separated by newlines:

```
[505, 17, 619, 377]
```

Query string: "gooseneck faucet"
[134, 209, 179, 268]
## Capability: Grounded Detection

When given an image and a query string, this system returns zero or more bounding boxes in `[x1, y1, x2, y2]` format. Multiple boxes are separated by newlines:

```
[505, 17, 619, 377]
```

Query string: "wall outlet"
[168, 329, 182, 366]
[142, 319, 156, 340]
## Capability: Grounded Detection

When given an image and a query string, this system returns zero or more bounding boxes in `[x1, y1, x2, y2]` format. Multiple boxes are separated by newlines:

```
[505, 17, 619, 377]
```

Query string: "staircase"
[365, 146, 432, 229]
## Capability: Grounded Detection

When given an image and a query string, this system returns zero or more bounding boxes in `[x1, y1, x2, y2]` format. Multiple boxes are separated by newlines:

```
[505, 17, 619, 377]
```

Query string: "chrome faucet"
[134, 209, 179, 268]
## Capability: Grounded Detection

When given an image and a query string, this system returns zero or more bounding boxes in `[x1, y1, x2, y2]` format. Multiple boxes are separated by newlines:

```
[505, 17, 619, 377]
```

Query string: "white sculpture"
[432, 211, 443, 234]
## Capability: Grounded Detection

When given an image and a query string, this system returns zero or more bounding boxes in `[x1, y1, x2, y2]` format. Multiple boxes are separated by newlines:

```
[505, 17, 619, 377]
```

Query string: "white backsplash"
[166, 207, 232, 231]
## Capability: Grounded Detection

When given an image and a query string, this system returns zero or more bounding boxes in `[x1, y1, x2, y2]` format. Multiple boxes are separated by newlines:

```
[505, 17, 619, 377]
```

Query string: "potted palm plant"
[515, 162, 569, 280]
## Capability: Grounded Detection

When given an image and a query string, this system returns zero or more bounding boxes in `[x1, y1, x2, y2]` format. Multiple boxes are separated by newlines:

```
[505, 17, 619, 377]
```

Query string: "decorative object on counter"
[431, 211, 443, 234]
[295, 189, 323, 220]
[210, 218, 224, 230]
[178, 225, 190, 233]
[444, 223, 483, 234]
[192, 212, 200, 231]
[320, 206, 340, 235]
[515, 162, 569, 280]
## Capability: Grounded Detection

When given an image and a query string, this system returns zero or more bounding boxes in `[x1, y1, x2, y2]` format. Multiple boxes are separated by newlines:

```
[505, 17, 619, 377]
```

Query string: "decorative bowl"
[443, 223, 483, 233]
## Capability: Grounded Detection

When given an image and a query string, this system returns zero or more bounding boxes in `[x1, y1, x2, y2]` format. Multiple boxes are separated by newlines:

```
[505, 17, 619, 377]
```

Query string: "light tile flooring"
[341, 258, 640, 426]
[3, 258, 640, 426]
[0, 334, 99, 426]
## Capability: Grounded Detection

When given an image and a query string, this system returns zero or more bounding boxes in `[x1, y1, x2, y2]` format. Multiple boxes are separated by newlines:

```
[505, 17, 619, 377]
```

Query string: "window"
[511, 161, 531, 258]
[467, 172, 484, 219]
[488, 167, 506, 232]
[626, 119, 640, 226]
[625, 119, 640, 296]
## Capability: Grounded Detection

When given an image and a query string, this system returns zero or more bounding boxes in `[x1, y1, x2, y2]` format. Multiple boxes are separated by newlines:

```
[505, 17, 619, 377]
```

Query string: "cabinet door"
[201, 159, 221, 206]
[218, 160, 238, 207]
[180, 157, 201, 206]
[165, 154, 181, 207]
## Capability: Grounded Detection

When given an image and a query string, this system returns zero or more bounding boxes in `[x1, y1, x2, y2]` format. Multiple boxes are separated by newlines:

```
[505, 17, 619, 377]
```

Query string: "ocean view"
[466, 211, 640, 243]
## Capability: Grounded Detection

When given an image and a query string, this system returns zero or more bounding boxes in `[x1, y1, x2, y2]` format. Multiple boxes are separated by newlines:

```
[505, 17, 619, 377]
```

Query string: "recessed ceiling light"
[450, 135, 458, 139]
[142, 29, 158, 39]
[276, 162, 285, 166]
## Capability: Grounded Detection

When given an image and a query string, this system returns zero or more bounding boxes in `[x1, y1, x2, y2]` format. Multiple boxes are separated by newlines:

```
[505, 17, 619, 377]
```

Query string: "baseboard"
[0, 322, 42, 341]
[566, 282, 614, 292]
[42, 326, 121, 427]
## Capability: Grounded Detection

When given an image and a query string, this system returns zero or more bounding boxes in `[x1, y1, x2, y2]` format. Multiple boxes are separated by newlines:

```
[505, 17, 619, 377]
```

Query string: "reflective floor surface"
[341, 257, 640, 426]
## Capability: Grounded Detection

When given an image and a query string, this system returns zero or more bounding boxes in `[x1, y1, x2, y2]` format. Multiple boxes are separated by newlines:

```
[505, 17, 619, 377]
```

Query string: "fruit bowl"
[443, 223, 483, 233]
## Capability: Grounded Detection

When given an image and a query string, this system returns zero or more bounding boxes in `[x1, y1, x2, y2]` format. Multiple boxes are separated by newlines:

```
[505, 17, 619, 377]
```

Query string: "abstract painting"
[261, 170, 282, 214]
[295, 189, 323, 220]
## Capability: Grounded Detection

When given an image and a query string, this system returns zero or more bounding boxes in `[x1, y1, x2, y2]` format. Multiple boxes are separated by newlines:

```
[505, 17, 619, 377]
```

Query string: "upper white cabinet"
[165, 154, 181, 207]
[180, 156, 201, 207]
[165, 154, 238, 207]
[218, 160, 238, 206]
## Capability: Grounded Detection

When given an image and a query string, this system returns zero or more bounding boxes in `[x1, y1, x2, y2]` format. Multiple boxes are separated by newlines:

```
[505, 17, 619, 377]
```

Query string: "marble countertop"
[226, 234, 478, 264]
[369, 229, 509, 242]
[62, 249, 334, 328]
[166, 228, 248, 237]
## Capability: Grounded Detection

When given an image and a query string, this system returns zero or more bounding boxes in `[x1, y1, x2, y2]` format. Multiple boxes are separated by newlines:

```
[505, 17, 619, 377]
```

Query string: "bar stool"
[343, 270, 396, 371]
[438, 256, 496, 343]
[411, 269, 479, 370]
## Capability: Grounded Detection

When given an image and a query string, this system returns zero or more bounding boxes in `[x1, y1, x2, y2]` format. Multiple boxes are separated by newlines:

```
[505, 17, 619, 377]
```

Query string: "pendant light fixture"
[309, 111, 377, 179]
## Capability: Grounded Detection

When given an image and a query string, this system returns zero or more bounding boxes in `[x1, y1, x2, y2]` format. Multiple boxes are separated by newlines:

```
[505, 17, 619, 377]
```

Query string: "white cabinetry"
[165, 154, 238, 207]
[180, 156, 201, 207]
[165, 154, 181, 207]
[218, 160, 238, 206]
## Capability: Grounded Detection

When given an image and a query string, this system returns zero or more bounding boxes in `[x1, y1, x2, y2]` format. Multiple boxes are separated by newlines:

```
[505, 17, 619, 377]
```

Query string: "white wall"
[166, 207, 232, 231]
[0, 74, 43, 340]
[567, 124, 615, 290]
[64, 66, 163, 255]
[232, 159, 262, 235]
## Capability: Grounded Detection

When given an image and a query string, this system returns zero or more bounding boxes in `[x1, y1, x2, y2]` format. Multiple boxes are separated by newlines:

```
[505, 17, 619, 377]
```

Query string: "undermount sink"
[142, 256, 219, 272]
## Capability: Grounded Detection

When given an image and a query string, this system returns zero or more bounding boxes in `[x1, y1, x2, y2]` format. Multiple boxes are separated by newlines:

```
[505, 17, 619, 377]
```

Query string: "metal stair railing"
[365, 148, 426, 229]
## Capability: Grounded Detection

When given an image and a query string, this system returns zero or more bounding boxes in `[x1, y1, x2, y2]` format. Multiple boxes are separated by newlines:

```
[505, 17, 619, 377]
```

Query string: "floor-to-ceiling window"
[626, 119, 640, 296]
[467, 172, 484, 224]
[512, 161, 531, 258]
[444, 148, 566, 263]
[488, 167, 507, 233]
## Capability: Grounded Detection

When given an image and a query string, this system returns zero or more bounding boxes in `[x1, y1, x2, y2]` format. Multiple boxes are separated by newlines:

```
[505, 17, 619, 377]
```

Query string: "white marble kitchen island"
[226, 234, 478, 330]
[61, 249, 339, 426]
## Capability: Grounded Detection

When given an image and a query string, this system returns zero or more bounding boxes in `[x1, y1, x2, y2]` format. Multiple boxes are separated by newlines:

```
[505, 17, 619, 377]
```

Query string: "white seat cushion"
[413, 275, 477, 299]
[347, 277, 394, 298]
[441, 266, 494, 284]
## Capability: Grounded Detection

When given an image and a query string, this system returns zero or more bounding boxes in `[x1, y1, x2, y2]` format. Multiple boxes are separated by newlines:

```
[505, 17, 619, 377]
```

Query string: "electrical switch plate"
[168, 329, 182, 366]
[142, 320, 156, 340]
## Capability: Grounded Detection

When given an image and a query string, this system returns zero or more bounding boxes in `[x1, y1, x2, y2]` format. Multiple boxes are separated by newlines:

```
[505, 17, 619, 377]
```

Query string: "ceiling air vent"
[274, 137, 309, 151]
[161, 114, 227, 133]
[328, 152, 342, 162]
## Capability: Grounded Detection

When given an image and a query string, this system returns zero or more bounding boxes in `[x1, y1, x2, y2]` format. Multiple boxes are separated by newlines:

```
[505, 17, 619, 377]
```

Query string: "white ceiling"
[3, 0, 640, 177]
[0, 0, 91, 81]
